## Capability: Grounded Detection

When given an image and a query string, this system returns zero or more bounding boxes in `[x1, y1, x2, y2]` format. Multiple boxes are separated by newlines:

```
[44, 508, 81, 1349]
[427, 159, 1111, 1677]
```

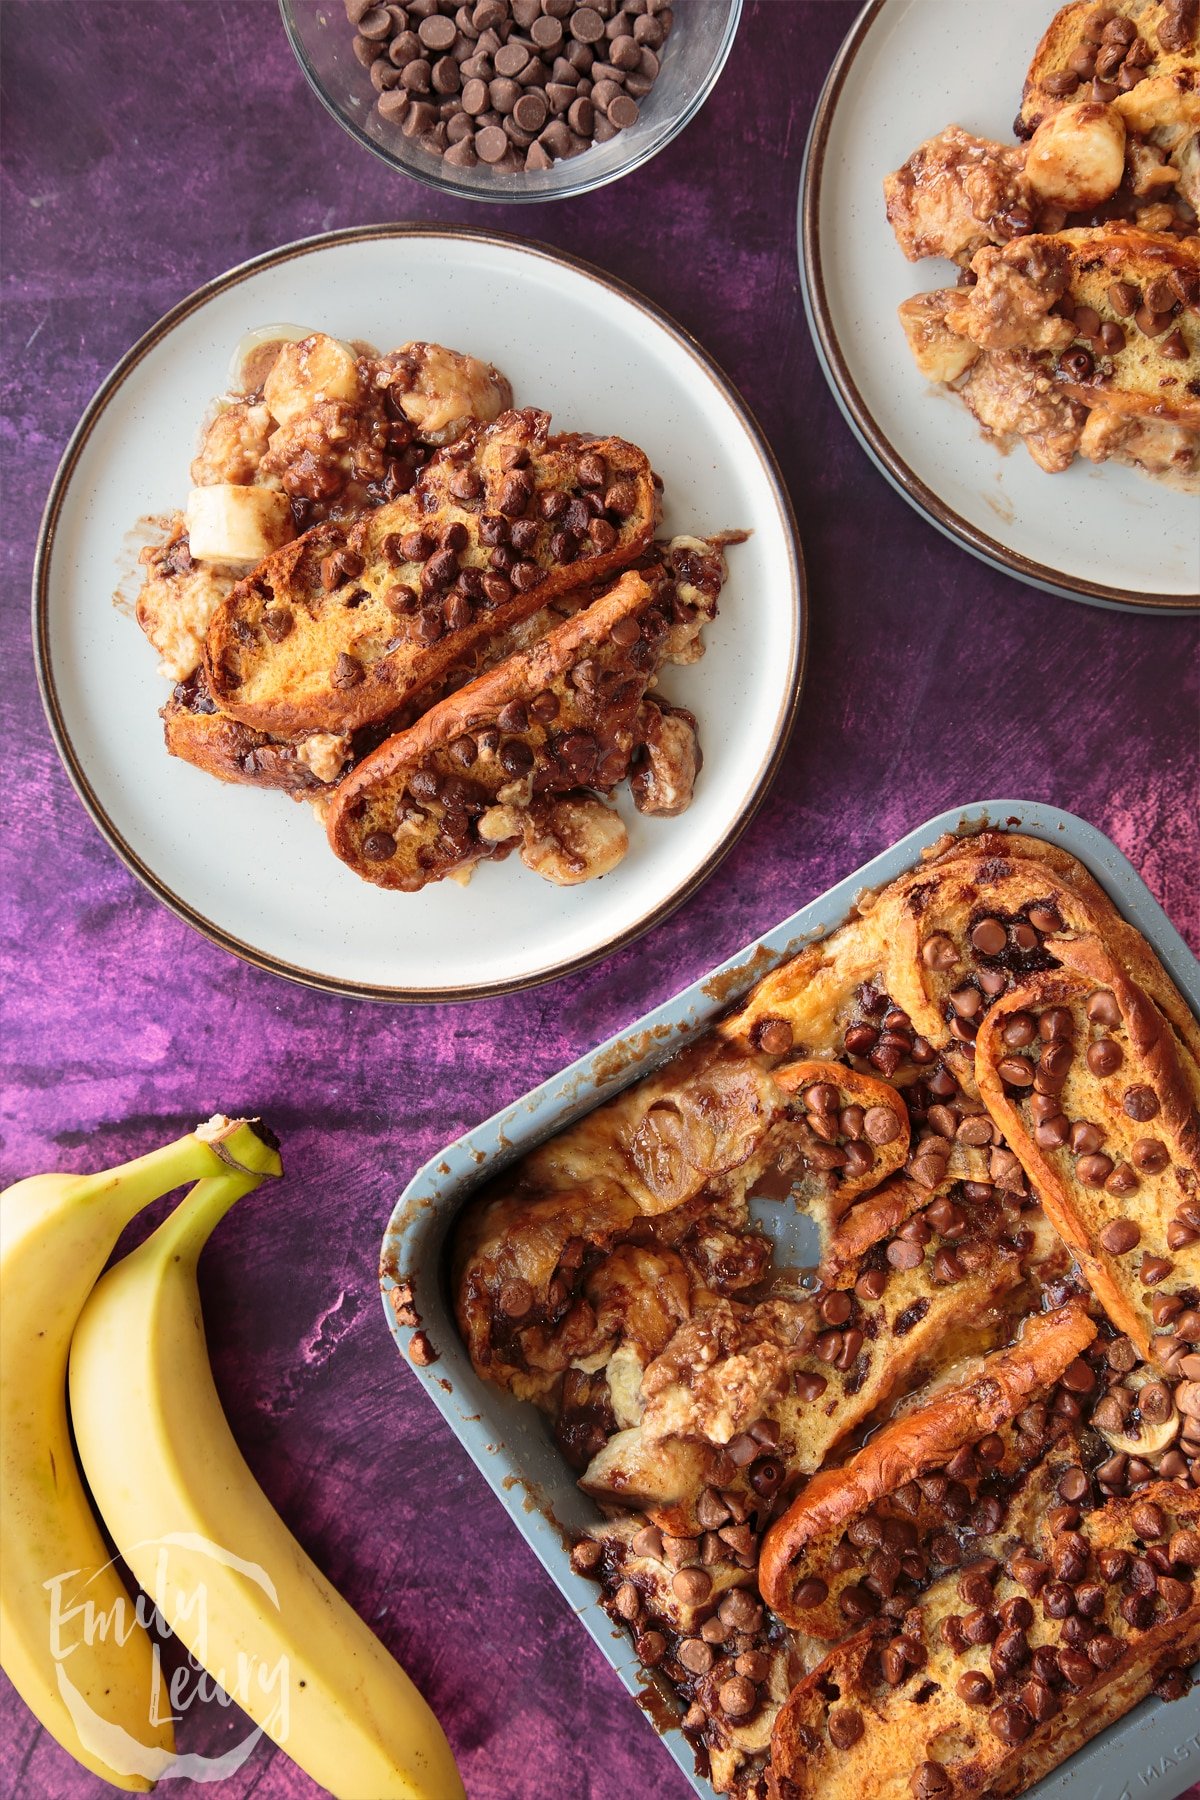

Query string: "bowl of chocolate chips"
[280, 0, 741, 198]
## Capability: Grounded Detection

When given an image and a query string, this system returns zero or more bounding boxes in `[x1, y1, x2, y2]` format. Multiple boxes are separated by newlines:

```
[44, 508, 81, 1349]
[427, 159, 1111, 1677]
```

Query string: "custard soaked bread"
[204, 408, 659, 736]
[1018, 0, 1200, 139]
[886, 0, 1199, 485]
[325, 536, 728, 890]
[162, 579, 612, 794]
[770, 1484, 1200, 1800]
[898, 226, 1200, 478]
[450, 827, 1200, 1798]
[976, 938, 1200, 1361]
[758, 1305, 1098, 1632]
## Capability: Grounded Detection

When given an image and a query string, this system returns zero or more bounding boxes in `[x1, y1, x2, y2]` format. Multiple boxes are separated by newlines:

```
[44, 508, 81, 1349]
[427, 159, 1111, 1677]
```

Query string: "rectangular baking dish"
[380, 799, 1200, 1800]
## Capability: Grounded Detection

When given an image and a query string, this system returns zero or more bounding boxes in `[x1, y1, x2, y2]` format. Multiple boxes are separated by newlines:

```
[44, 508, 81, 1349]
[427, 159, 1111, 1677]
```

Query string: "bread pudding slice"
[204, 407, 659, 736]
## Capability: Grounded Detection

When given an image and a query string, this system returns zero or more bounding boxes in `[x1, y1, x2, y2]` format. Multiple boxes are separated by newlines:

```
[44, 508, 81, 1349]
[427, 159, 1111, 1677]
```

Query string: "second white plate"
[35, 227, 805, 1000]
[800, 0, 1199, 612]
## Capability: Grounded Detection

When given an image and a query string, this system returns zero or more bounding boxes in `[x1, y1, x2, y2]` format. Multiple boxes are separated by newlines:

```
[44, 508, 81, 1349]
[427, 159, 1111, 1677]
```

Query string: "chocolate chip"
[671, 1567, 711, 1606]
[570, 5, 605, 40]
[1132, 1137, 1169, 1173]
[828, 1708, 863, 1748]
[957, 1670, 993, 1705]
[1099, 1217, 1140, 1254]
[971, 918, 1007, 955]
[1087, 1038, 1123, 1076]
[793, 1577, 829, 1610]
[989, 1701, 1033, 1745]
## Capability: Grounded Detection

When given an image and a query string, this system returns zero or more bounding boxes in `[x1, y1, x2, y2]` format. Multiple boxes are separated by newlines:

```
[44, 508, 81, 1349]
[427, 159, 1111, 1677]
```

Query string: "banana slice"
[183, 484, 294, 566]
[1095, 1364, 1179, 1458]
[1025, 101, 1126, 210]
[898, 292, 981, 383]
[519, 797, 629, 886]
[262, 331, 363, 425]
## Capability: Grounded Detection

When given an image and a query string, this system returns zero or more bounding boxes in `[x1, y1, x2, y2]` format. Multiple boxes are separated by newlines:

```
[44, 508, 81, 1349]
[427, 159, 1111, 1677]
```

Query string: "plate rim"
[798, 0, 1200, 617]
[32, 222, 808, 1005]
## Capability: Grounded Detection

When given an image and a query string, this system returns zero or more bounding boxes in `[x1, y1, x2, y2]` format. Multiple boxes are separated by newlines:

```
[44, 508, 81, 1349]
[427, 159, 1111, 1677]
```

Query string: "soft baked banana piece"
[205, 407, 659, 735]
[183, 482, 294, 565]
[1024, 99, 1128, 206]
[1017, 0, 1199, 139]
[769, 1483, 1200, 1800]
[974, 941, 1200, 1362]
[758, 1304, 1097, 1631]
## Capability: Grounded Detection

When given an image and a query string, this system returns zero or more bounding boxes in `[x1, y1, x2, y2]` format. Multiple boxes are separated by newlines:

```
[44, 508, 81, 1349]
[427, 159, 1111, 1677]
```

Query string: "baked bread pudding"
[131, 329, 741, 891]
[453, 828, 1200, 1797]
[886, 2, 1200, 488]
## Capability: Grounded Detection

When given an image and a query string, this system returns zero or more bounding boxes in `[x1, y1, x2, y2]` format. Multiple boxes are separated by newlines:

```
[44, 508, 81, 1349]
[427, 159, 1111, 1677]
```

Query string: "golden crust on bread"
[1018, 0, 1199, 138]
[323, 556, 710, 890]
[758, 1305, 1098, 1629]
[975, 945, 1200, 1360]
[1048, 226, 1200, 421]
[161, 672, 344, 792]
[204, 408, 659, 736]
[769, 1484, 1200, 1800]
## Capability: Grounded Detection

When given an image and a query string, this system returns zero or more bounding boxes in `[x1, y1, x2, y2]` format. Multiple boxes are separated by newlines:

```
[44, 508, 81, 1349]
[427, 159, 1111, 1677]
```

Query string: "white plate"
[800, 0, 1200, 613]
[35, 227, 804, 1001]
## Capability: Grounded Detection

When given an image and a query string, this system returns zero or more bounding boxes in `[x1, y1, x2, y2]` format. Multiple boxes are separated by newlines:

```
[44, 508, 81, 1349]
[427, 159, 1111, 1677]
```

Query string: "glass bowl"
[279, 0, 742, 202]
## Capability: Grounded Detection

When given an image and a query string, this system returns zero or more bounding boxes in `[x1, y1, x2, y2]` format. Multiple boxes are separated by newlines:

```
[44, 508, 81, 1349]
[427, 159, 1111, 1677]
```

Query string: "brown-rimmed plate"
[799, 0, 1200, 614]
[33, 226, 806, 1002]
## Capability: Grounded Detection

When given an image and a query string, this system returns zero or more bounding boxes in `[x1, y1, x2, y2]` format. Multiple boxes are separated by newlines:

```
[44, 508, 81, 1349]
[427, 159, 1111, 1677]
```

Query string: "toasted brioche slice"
[769, 1483, 1200, 1800]
[325, 566, 677, 890]
[865, 829, 1200, 1097]
[162, 582, 615, 793]
[759, 1305, 1097, 1630]
[941, 229, 1200, 421]
[975, 943, 1200, 1361]
[204, 408, 658, 735]
[1052, 226, 1200, 418]
[323, 530, 732, 890]
[770, 1062, 910, 1220]
[1018, 0, 1200, 138]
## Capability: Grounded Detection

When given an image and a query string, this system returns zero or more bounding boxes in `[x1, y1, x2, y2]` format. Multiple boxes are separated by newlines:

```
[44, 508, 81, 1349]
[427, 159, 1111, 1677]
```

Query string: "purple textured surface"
[1, 3, 1199, 1798]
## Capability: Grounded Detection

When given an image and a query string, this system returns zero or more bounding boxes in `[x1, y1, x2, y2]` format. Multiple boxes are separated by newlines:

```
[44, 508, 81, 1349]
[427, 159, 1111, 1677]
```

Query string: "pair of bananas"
[0, 1119, 464, 1798]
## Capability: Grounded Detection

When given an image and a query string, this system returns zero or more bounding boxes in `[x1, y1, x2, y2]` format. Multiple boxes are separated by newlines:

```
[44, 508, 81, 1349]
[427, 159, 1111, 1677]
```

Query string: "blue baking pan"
[380, 799, 1200, 1799]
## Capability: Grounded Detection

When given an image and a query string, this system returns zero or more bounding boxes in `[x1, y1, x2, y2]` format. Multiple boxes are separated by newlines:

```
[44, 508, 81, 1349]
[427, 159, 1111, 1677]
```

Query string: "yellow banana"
[0, 1116, 276, 1789]
[68, 1164, 465, 1800]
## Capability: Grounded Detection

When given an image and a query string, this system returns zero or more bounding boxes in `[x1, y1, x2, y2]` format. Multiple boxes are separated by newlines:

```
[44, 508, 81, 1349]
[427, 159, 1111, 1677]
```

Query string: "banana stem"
[68, 1120, 279, 1226]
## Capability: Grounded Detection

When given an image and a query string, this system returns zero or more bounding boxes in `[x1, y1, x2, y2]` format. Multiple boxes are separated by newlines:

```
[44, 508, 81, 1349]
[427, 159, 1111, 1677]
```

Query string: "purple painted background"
[2, 2, 1199, 1796]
